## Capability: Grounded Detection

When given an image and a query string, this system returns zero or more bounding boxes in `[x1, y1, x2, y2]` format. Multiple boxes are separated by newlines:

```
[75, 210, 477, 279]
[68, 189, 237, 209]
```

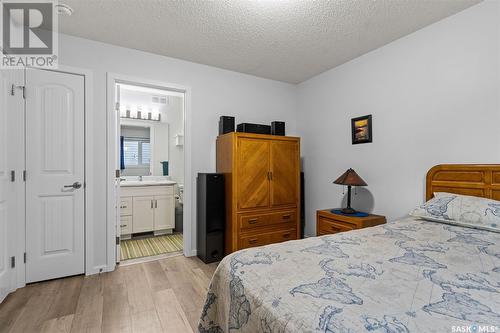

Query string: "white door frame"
[9, 65, 93, 290]
[106, 73, 193, 269]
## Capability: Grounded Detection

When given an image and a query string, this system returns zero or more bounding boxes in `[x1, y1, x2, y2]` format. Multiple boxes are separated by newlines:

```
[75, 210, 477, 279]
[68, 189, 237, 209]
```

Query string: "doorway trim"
[106, 73, 193, 270]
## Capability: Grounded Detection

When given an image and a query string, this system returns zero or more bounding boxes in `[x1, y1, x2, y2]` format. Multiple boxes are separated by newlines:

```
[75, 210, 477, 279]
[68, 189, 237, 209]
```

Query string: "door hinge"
[116, 236, 120, 245]
[10, 256, 15, 268]
[23, 170, 26, 181]
[10, 170, 15, 182]
[10, 84, 25, 98]
[23, 252, 26, 263]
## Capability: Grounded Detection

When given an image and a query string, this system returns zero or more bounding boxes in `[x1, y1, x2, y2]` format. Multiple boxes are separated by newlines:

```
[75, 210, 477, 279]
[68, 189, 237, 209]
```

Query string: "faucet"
[139, 175, 143, 181]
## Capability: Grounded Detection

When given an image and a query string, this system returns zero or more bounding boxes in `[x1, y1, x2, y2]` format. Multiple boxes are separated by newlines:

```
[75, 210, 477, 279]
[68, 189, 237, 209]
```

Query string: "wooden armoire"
[216, 132, 300, 254]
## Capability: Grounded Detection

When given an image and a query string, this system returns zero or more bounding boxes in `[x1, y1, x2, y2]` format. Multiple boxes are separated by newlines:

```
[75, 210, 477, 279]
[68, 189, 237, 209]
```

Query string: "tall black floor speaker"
[197, 173, 225, 263]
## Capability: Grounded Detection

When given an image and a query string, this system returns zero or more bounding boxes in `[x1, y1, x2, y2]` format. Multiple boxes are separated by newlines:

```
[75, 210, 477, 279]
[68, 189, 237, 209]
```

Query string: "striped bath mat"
[121, 233, 183, 260]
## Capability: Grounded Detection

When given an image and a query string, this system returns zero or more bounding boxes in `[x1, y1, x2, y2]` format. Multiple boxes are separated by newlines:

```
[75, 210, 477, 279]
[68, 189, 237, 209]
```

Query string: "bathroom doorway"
[112, 80, 186, 264]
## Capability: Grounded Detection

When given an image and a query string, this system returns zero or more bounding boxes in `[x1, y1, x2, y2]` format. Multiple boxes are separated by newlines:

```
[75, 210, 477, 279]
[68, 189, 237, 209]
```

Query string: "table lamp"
[333, 168, 367, 214]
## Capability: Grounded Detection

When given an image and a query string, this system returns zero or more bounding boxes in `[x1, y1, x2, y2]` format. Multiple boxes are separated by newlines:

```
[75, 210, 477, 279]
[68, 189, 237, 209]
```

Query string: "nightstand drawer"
[318, 218, 355, 235]
[316, 209, 386, 236]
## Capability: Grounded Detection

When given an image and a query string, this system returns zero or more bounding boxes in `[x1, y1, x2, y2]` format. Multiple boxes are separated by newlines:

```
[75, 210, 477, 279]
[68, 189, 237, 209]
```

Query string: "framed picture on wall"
[351, 115, 372, 144]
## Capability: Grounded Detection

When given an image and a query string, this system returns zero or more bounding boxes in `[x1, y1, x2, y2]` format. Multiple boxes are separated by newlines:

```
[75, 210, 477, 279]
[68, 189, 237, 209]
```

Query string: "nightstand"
[316, 209, 386, 236]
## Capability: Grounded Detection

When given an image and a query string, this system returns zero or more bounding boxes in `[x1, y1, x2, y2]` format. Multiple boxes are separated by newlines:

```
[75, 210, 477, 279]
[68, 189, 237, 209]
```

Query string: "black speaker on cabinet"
[271, 121, 286, 136]
[219, 116, 235, 135]
[197, 173, 225, 263]
[236, 123, 271, 135]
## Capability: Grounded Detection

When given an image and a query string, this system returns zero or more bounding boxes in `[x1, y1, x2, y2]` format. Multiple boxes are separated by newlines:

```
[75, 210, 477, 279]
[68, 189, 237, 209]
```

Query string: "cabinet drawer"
[239, 233, 270, 249]
[120, 197, 133, 216]
[269, 228, 295, 243]
[318, 218, 355, 235]
[120, 215, 132, 235]
[239, 228, 296, 249]
[269, 210, 296, 225]
[239, 214, 270, 230]
[239, 209, 296, 231]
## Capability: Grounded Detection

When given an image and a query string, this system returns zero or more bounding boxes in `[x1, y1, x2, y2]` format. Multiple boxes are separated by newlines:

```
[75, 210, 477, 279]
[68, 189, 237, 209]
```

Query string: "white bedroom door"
[25, 68, 85, 283]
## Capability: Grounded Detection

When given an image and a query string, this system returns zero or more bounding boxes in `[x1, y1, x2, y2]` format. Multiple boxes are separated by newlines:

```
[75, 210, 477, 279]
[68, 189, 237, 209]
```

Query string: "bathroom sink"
[121, 180, 177, 187]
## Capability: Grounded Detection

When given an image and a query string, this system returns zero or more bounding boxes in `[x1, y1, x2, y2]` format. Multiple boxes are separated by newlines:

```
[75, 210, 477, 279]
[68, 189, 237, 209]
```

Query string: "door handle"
[64, 182, 82, 189]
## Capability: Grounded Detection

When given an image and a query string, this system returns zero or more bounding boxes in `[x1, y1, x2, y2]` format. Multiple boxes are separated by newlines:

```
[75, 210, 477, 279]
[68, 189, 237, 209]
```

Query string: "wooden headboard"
[426, 164, 500, 201]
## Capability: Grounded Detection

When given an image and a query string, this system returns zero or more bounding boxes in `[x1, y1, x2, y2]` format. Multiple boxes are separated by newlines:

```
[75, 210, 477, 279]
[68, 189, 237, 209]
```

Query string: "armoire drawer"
[269, 210, 296, 225]
[120, 197, 133, 216]
[239, 228, 296, 249]
[269, 228, 295, 243]
[239, 209, 297, 230]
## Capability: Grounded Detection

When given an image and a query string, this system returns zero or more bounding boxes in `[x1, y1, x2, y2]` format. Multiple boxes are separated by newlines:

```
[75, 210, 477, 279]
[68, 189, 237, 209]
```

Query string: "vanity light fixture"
[120, 105, 161, 122]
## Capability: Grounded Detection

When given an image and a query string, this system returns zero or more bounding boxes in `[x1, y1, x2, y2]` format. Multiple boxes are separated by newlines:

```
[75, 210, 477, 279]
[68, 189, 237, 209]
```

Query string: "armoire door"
[25, 68, 85, 283]
[237, 138, 270, 210]
[270, 140, 299, 207]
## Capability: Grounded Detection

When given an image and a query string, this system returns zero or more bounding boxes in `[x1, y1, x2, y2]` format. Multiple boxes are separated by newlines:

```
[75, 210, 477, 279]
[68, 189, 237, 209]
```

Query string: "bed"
[198, 165, 500, 332]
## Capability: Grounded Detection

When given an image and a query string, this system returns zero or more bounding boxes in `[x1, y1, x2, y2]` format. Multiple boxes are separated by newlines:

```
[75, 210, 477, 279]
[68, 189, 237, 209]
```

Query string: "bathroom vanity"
[120, 178, 176, 239]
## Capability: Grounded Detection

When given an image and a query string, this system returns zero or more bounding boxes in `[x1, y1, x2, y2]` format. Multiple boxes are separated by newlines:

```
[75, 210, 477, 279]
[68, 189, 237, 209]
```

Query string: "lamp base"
[340, 207, 357, 215]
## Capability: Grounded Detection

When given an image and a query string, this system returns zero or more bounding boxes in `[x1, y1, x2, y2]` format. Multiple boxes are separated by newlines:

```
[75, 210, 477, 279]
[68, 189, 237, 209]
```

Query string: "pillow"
[410, 192, 500, 233]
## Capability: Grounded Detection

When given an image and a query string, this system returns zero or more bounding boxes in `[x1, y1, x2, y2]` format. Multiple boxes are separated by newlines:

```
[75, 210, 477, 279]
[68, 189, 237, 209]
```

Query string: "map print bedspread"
[198, 216, 500, 333]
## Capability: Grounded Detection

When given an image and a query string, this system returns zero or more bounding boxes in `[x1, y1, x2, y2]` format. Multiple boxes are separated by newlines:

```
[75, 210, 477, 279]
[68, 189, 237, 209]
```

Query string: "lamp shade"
[333, 168, 367, 186]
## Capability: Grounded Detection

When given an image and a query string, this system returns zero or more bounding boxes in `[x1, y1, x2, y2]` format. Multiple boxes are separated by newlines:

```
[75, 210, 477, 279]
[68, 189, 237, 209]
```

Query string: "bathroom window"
[123, 137, 151, 167]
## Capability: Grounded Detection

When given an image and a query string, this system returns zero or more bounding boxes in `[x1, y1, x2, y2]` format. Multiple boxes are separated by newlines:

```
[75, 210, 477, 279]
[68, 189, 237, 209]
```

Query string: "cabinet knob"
[248, 218, 258, 224]
[248, 238, 258, 244]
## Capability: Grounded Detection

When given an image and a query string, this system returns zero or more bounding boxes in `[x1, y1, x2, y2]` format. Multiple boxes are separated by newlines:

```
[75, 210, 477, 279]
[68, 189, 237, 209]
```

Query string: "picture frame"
[351, 115, 372, 144]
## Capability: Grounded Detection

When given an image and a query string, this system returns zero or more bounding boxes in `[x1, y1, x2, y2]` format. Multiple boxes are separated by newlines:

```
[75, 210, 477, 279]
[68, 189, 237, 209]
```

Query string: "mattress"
[198, 216, 500, 332]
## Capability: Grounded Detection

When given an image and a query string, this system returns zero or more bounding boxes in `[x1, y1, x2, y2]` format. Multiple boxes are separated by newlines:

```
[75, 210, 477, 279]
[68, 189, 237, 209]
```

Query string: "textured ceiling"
[59, 0, 481, 83]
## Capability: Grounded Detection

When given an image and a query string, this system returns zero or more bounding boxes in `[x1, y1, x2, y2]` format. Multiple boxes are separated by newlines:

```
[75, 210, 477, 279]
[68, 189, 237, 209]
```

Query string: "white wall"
[297, 0, 500, 236]
[57, 34, 297, 270]
[165, 96, 185, 185]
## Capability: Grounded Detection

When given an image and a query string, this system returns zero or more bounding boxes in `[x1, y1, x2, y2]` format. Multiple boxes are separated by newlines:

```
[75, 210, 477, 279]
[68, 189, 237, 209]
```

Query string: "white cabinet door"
[25, 68, 85, 283]
[154, 195, 175, 231]
[133, 196, 154, 233]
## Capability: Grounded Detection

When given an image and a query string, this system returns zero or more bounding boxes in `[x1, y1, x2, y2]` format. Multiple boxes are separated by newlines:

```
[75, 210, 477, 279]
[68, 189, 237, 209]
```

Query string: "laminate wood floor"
[0, 255, 218, 333]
